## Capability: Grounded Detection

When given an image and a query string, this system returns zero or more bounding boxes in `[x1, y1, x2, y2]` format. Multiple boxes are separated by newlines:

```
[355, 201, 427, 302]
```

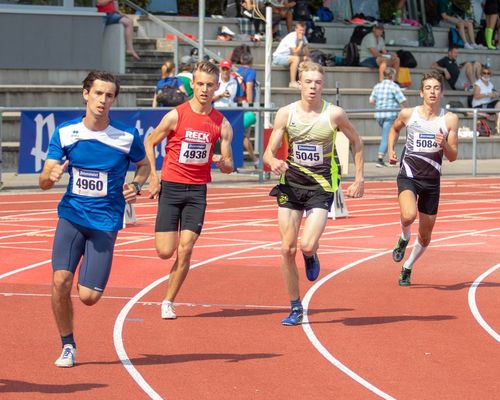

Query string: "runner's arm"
[39, 159, 69, 190]
[388, 107, 411, 163]
[213, 117, 234, 174]
[263, 106, 289, 175]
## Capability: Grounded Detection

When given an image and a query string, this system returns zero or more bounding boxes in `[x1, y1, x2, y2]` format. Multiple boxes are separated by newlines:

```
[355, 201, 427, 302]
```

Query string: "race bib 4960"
[72, 167, 108, 197]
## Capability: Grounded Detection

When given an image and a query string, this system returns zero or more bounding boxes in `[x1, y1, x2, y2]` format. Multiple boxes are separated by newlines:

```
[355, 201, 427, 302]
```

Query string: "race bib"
[293, 143, 323, 166]
[72, 167, 108, 197]
[179, 142, 211, 164]
[413, 133, 440, 153]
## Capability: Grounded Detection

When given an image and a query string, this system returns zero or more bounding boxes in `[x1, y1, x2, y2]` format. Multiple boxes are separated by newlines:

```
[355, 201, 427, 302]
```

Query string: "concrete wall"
[0, 8, 121, 71]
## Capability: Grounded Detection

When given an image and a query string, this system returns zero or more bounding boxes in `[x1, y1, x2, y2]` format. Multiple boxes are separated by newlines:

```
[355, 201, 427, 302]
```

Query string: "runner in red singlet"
[144, 61, 233, 319]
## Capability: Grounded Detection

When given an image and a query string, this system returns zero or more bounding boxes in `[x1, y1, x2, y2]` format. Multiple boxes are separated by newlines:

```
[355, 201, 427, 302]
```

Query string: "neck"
[300, 97, 323, 112]
[83, 113, 109, 131]
[420, 103, 440, 116]
[189, 99, 212, 115]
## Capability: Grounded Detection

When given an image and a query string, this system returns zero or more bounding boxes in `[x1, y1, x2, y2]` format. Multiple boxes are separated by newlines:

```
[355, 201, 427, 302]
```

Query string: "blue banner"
[19, 109, 244, 173]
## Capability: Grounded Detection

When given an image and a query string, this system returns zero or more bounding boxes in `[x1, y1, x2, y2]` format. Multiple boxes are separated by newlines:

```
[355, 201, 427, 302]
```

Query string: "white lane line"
[467, 264, 500, 343]
[0, 228, 55, 241]
[113, 239, 279, 400]
[301, 226, 500, 399]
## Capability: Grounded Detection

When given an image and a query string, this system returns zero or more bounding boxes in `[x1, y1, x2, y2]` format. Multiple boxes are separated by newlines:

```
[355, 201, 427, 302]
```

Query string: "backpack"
[396, 50, 417, 68]
[316, 6, 334, 22]
[342, 42, 359, 66]
[309, 50, 328, 66]
[349, 25, 373, 45]
[418, 23, 435, 47]
[448, 27, 464, 48]
[307, 23, 326, 43]
[477, 119, 492, 137]
[156, 80, 188, 107]
[293, 0, 311, 21]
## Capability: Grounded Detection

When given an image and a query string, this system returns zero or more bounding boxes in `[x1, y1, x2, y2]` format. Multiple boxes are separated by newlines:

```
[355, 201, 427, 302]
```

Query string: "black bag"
[156, 85, 188, 107]
[307, 23, 326, 43]
[396, 50, 417, 68]
[350, 25, 373, 45]
[418, 23, 435, 47]
[293, 0, 311, 21]
[342, 42, 359, 66]
[309, 50, 328, 66]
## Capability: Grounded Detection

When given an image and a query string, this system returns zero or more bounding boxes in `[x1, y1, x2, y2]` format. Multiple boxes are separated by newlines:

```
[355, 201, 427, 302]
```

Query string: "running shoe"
[161, 301, 177, 319]
[392, 237, 409, 262]
[54, 344, 76, 368]
[304, 253, 320, 281]
[281, 307, 304, 326]
[399, 267, 412, 286]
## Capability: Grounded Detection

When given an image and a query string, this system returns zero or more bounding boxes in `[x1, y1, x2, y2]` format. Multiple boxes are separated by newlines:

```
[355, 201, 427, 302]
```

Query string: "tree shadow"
[0, 379, 107, 394]
[82, 352, 282, 366]
[190, 307, 354, 318]
[309, 314, 457, 326]
[410, 281, 500, 291]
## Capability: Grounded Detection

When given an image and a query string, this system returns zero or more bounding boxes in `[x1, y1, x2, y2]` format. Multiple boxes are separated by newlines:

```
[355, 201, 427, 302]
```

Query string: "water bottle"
[486, 56, 491, 68]
[394, 10, 401, 26]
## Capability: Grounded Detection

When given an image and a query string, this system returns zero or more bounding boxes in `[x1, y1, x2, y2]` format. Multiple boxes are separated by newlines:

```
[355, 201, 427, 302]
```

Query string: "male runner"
[263, 61, 365, 326]
[144, 61, 234, 319]
[388, 70, 459, 286]
[39, 70, 150, 367]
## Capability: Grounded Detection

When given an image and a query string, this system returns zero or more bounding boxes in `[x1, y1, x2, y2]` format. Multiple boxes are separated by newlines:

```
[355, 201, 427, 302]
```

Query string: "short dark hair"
[240, 52, 253, 66]
[82, 70, 120, 97]
[421, 70, 444, 90]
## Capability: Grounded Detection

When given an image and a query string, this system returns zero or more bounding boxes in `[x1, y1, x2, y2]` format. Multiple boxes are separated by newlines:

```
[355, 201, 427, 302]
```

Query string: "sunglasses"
[483, 72, 492, 75]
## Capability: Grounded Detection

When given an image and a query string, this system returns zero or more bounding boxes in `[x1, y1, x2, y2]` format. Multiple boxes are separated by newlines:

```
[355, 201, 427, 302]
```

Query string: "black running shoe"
[399, 267, 412, 286]
[392, 237, 410, 262]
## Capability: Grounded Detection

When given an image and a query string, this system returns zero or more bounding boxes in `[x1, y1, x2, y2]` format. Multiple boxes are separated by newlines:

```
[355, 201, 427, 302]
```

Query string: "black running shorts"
[155, 181, 207, 235]
[397, 176, 440, 215]
[269, 184, 334, 212]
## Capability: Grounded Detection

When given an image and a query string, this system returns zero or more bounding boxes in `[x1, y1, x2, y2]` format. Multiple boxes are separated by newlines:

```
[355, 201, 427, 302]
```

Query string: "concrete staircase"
[1, 14, 499, 172]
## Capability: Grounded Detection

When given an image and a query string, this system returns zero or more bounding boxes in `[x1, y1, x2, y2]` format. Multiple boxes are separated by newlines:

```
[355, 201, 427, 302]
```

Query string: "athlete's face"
[83, 79, 117, 118]
[299, 70, 324, 101]
[192, 71, 219, 105]
[420, 78, 443, 105]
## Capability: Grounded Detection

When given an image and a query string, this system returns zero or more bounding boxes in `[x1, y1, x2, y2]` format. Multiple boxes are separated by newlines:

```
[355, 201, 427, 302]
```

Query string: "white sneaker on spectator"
[464, 42, 474, 49]
[54, 344, 76, 368]
[161, 301, 177, 319]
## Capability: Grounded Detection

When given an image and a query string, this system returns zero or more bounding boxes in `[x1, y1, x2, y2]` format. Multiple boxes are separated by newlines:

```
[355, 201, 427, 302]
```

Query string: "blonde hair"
[160, 61, 175, 79]
[298, 61, 324, 79]
[192, 60, 220, 81]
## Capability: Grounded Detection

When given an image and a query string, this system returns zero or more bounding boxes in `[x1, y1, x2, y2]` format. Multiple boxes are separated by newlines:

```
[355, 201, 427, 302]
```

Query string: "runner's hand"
[346, 181, 364, 198]
[148, 178, 161, 200]
[269, 159, 288, 175]
[123, 183, 137, 204]
[50, 160, 69, 183]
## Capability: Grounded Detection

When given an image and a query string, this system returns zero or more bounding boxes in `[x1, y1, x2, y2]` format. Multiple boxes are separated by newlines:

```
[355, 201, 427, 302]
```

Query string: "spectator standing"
[176, 56, 195, 99]
[96, 0, 140, 60]
[472, 66, 500, 134]
[272, 21, 310, 88]
[431, 46, 481, 90]
[359, 23, 400, 82]
[369, 67, 408, 167]
[483, 0, 499, 49]
[436, 0, 480, 49]
[152, 61, 188, 108]
[213, 59, 239, 108]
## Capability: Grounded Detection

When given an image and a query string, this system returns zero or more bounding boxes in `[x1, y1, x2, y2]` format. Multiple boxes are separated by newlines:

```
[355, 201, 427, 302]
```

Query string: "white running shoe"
[54, 344, 76, 368]
[161, 301, 177, 319]
[464, 42, 474, 49]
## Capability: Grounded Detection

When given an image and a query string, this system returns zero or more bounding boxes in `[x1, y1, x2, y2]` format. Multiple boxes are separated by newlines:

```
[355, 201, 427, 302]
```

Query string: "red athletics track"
[0, 178, 499, 399]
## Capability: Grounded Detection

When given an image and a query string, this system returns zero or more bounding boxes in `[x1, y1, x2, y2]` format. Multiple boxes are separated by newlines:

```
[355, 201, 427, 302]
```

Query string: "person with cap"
[176, 55, 195, 99]
[213, 59, 239, 108]
[359, 23, 400, 82]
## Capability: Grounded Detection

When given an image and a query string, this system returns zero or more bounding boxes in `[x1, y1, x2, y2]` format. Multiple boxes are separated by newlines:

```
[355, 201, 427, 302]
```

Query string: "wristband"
[130, 181, 142, 195]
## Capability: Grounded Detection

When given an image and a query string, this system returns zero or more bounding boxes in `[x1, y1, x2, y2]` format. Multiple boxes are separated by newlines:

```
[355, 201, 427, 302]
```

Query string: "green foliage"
[121, 0, 151, 15]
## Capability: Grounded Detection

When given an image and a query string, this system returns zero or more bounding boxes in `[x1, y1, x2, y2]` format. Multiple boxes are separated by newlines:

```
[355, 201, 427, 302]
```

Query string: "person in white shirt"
[272, 21, 310, 88]
[213, 59, 238, 108]
[472, 66, 500, 134]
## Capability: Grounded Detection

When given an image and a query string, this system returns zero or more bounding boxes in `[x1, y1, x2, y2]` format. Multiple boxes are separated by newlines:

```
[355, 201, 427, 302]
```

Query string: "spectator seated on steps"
[431, 46, 481, 91]
[359, 23, 400, 83]
[471, 66, 500, 135]
[436, 0, 481, 49]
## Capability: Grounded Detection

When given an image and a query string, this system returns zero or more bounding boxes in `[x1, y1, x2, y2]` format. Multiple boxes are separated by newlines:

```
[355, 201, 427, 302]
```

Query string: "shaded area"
[310, 314, 457, 326]
[191, 307, 354, 318]
[82, 352, 282, 366]
[410, 281, 500, 291]
[0, 379, 107, 394]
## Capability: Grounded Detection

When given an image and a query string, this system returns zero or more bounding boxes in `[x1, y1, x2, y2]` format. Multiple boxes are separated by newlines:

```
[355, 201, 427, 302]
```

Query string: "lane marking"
[302, 226, 500, 399]
[467, 263, 500, 342]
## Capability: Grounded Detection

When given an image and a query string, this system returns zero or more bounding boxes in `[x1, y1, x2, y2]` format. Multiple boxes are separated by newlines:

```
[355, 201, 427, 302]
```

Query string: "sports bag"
[316, 6, 333, 22]
[448, 27, 464, 48]
[342, 42, 359, 66]
[396, 50, 417, 68]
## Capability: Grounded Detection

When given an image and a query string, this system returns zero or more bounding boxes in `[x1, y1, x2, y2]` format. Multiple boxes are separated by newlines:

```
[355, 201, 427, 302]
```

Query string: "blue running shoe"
[281, 307, 303, 326]
[304, 253, 320, 281]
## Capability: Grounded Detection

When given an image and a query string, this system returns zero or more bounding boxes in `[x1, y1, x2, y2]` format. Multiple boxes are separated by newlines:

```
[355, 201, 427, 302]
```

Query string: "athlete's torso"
[399, 106, 448, 179]
[282, 100, 339, 193]
[161, 101, 224, 184]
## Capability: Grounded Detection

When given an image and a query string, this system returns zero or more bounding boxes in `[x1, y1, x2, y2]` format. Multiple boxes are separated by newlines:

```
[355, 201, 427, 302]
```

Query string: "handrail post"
[472, 109, 478, 177]
[0, 110, 3, 190]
